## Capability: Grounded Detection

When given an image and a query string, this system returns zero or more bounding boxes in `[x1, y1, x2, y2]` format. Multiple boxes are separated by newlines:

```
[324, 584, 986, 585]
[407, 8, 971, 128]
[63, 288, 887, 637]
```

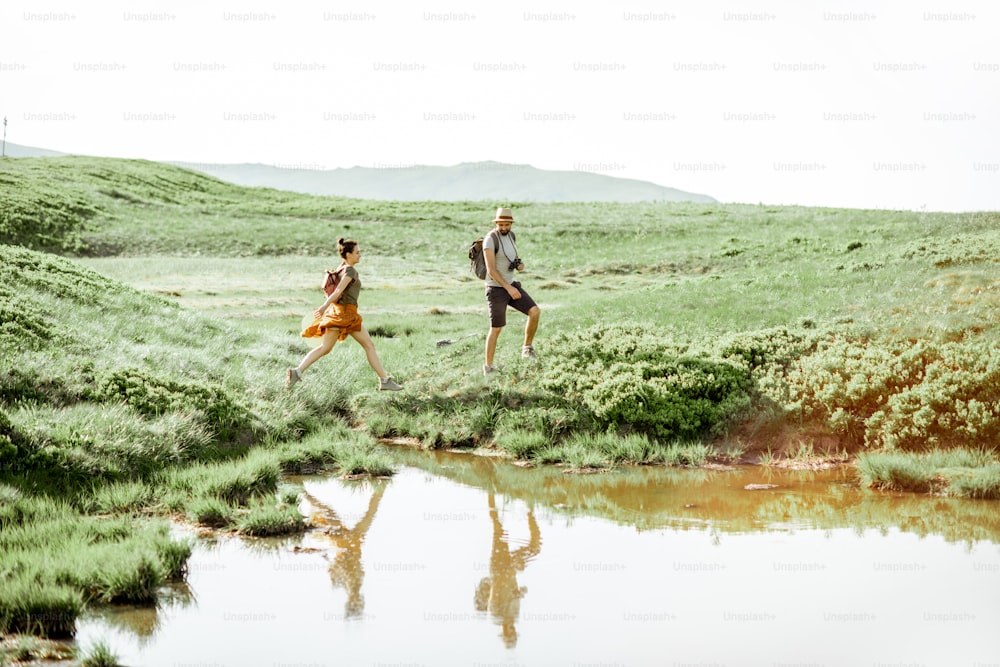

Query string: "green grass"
[279, 485, 302, 506]
[165, 453, 282, 505]
[660, 442, 712, 467]
[575, 432, 658, 465]
[946, 464, 1000, 499]
[856, 448, 1000, 497]
[236, 501, 305, 537]
[186, 496, 233, 528]
[336, 446, 396, 477]
[80, 640, 120, 667]
[0, 579, 82, 638]
[3, 155, 1000, 640]
[535, 442, 609, 470]
[494, 428, 552, 459]
[83, 480, 156, 515]
[7, 157, 1000, 465]
[237, 504, 305, 537]
[0, 493, 190, 635]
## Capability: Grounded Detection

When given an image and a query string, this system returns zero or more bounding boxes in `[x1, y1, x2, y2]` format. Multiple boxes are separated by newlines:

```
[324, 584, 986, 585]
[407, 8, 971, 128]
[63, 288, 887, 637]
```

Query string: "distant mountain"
[1, 143, 715, 202]
[1, 142, 67, 158]
[169, 160, 716, 203]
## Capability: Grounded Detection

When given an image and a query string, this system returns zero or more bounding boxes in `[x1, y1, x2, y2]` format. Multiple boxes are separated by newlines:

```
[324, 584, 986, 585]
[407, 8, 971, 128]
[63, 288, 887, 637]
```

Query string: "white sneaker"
[286, 368, 301, 388]
[521, 345, 537, 359]
[483, 364, 497, 375]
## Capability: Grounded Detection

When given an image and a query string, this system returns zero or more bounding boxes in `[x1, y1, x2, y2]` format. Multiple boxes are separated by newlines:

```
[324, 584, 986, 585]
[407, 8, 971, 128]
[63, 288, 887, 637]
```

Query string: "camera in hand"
[508, 258, 522, 271]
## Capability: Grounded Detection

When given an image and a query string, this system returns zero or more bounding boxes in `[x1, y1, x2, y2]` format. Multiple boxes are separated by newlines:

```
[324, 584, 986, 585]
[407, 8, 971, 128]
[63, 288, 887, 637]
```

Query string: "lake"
[77, 448, 1000, 667]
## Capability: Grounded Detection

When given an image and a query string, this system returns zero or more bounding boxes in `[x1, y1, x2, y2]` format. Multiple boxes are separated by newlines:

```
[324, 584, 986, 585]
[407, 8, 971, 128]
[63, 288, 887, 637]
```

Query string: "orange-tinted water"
[77, 450, 1000, 666]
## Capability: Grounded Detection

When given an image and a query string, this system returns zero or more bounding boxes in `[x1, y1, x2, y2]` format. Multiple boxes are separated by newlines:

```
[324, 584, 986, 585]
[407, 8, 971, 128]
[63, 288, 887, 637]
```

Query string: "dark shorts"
[487, 281, 538, 328]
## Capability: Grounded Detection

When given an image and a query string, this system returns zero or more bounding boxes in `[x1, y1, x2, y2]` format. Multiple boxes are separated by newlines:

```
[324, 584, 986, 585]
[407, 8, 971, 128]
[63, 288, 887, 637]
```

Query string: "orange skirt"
[301, 303, 363, 341]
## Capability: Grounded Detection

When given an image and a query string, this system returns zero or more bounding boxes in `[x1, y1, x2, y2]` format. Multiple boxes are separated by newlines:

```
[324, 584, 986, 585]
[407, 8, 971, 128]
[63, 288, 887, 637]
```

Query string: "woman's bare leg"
[297, 329, 340, 375]
[349, 327, 388, 378]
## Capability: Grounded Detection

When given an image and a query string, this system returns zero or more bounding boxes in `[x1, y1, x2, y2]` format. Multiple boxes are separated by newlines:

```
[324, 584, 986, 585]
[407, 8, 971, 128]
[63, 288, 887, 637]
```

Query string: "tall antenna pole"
[1, 116, 6, 158]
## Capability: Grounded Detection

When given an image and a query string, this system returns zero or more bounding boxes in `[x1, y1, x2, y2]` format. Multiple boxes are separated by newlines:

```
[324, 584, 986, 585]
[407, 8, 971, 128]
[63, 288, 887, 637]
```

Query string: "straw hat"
[493, 207, 514, 222]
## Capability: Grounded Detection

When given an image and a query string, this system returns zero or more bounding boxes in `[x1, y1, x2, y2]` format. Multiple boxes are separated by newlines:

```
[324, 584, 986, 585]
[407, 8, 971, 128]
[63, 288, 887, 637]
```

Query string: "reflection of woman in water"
[474, 492, 542, 648]
[306, 483, 386, 618]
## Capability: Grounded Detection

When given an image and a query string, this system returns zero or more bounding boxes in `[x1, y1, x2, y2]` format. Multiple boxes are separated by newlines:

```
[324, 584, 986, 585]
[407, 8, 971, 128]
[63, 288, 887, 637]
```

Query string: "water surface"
[78, 450, 1000, 666]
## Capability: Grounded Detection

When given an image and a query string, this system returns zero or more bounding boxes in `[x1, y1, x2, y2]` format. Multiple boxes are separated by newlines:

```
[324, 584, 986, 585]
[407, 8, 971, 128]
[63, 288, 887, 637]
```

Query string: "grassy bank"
[856, 448, 1000, 498]
[0, 238, 395, 636]
[5, 157, 1000, 463]
[3, 156, 1000, 637]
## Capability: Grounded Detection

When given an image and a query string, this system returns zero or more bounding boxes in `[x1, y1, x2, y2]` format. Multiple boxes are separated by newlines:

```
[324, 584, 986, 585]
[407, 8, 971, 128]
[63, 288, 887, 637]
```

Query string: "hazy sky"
[3, 0, 998, 212]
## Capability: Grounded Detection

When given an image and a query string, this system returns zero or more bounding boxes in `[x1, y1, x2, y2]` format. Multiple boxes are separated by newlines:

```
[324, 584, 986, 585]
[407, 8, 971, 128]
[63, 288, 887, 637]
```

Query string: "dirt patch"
[768, 458, 852, 471]
[703, 462, 739, 472]
[562, 467, 614, 475]
[748, 423, 853, 455]
[377, 436, 423, 448]
[0, 635, 76, 665]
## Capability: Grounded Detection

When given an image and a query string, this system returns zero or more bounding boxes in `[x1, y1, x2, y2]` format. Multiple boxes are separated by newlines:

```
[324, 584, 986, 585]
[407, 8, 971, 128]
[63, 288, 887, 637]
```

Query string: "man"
[482, 206, 540, 375]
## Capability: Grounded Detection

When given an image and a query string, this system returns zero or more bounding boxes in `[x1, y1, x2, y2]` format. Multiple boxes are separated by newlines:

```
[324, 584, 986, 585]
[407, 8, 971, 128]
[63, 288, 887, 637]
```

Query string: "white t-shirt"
[483, 230, 518, 287]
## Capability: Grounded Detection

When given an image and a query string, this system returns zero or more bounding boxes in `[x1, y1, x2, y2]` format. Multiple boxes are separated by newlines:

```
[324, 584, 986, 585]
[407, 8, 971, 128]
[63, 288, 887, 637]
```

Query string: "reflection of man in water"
[474, 493, 542, 648]
[306, 482, 386, 619]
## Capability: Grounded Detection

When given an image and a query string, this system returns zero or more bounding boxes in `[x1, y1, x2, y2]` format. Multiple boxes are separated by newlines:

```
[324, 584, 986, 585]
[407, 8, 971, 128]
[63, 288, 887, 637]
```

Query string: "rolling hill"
[169, 160, 717, 203]
[1, 142, 714, 203]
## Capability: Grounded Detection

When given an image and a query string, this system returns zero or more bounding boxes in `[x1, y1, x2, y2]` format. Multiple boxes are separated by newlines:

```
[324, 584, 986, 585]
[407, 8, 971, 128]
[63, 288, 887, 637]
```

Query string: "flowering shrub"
[864, 343, 1000, 449]
[716, 327, 814, 373]
[542, 325, 752, 440]
[782, 337, 1000, 450]
[780, 337, 933, 443]
[541, 323, 1000, 452]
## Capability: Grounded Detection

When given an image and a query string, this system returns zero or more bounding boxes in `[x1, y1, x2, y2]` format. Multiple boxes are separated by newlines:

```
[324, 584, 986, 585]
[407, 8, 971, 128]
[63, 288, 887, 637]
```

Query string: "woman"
[286, 238, 403, 391]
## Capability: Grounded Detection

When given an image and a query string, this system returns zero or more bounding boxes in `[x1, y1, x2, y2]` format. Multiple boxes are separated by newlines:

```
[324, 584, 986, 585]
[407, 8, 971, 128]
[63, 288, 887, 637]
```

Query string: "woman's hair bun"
[337, 237, 346, 246]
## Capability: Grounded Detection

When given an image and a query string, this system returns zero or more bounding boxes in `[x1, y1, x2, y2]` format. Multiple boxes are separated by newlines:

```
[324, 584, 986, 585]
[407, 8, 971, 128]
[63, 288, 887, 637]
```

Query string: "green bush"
[95, 368, 256, 441]
[782, 337, 933, 442]
[0, 166, 97, 252]
[543, 325, 753, 440]
[784, 338, 1000, 450]
[716, 326, 815, 373]
[865, 343, 1000, 449]
[0, 294, 58, 351]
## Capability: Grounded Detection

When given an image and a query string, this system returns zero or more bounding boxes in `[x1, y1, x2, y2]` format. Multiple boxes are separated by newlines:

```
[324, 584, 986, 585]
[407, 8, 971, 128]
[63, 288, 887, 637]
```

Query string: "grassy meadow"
[3, 155, 1000, 641]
